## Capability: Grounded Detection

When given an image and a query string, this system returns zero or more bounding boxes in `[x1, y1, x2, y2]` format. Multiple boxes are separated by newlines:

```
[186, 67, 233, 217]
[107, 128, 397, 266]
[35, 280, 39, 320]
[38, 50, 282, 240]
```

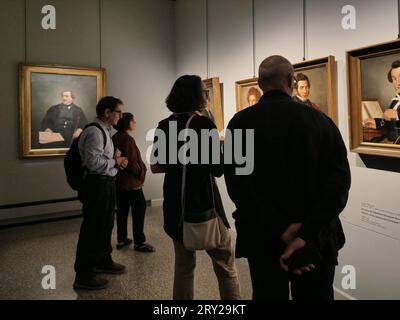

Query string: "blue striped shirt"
[78, 118, 117, 176]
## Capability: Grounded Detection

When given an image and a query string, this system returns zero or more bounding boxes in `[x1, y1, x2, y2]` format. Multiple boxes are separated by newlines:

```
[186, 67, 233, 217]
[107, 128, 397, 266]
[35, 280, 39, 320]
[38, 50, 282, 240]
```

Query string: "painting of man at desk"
[361, 55, 400, 145]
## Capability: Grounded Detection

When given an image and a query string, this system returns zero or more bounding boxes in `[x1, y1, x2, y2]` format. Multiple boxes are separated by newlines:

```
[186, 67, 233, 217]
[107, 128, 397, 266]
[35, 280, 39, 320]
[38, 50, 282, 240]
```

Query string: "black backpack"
[64, 123, 107, 191]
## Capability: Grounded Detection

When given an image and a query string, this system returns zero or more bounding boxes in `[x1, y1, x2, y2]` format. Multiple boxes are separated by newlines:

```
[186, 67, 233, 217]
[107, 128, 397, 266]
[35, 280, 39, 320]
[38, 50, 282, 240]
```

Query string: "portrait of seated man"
[40, 90, 88, 148]
[247, 86, 262, 107]
[293, 73, 321, 111]
[362, 60, 400, 143]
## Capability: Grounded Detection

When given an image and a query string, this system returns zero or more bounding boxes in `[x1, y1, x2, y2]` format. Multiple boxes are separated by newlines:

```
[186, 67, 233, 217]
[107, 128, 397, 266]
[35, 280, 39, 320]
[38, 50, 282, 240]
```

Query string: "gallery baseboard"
[0, 198, 164, 229]
[0, 210, 82, 229]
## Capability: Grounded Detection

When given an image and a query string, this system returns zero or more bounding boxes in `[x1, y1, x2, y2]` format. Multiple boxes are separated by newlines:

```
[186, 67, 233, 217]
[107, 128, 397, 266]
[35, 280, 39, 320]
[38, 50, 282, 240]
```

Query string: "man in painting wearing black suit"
[40, 90, 88, 147]
[224, 55, 351, 300]
[365, 60, 400, 143]
[385, 59, 400, 120]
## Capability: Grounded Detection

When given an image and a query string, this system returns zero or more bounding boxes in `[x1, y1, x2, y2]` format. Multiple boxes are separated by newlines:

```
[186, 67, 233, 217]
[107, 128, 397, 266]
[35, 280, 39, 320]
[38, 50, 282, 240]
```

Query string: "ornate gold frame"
[203, 77, 224, 133]
[19, 64, 106, 158]
[347, 40, 400, 158]
[235, 57, 337, 124]
[293, 55, 338, 125]
[235, 77, 259, 112]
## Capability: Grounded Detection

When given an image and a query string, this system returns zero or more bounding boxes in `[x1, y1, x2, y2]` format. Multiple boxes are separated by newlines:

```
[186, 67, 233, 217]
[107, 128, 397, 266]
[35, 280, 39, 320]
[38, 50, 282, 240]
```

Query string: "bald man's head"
[258, 55, 294, 95]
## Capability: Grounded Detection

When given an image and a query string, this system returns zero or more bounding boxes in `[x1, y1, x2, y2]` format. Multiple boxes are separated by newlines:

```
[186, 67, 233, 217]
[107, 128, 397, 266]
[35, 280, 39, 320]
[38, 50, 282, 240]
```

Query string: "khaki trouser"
[172, 228, 241, 300]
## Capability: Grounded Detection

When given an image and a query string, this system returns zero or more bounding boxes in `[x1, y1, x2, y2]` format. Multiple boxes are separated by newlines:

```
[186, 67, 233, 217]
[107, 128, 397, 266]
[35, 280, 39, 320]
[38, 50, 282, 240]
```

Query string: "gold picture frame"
[20, 64, 106, 158]
[293, 55, 338, 124]
[202, 77, 224, 133]
[235, 56, 337, 123]
[235, 77, 262, 112]
[347, 40, 400, 158]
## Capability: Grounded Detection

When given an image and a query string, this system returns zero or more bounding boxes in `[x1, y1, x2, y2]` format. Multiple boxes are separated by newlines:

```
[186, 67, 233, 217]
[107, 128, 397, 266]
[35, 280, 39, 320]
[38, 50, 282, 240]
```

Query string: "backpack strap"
[84, 122, 107, 149]
[77, 123, 107, 179]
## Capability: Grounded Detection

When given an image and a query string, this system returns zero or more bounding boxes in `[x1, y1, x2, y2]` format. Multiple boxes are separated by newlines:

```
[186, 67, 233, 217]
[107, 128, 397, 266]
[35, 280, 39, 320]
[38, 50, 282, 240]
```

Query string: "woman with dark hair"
[151, 75, 241, 300]
[112, 113, 155, 252]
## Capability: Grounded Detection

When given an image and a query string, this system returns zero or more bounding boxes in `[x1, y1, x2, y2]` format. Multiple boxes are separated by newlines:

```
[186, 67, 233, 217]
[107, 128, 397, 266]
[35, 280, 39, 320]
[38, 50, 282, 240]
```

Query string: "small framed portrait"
[202, 77, 224, 133]
[19, 64, 106, 158]
[235, 77, 262, 112]
[347, 40, 400, 158]
[293, 56, 337, 124]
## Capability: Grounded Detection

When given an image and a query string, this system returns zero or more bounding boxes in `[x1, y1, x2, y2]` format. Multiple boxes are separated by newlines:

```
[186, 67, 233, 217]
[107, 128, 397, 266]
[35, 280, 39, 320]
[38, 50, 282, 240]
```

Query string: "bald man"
[224, 55, 351, 300]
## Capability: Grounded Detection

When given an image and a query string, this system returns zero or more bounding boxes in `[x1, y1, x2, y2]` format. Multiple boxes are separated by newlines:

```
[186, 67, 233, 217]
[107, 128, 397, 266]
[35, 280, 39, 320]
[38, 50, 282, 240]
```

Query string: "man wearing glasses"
[73, 96, 129, 290]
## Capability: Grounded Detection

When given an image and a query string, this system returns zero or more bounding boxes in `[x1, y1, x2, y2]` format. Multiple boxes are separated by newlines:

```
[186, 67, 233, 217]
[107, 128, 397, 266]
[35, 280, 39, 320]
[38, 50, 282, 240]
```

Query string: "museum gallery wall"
[0, 0, 175, 219]
[19, 48, 400, 159]
[1, 0, 400, 299]
[175, 0, 400, 300]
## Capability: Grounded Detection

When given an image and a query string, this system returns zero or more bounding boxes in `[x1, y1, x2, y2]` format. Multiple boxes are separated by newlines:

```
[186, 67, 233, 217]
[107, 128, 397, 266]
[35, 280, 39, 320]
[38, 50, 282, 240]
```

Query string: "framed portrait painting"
[293, 55, 337, 124]
[202, 77, 224, 133]
[235, 77, 262, 112]
[347, 40, 400, 158]
[20, 64, 106, 158]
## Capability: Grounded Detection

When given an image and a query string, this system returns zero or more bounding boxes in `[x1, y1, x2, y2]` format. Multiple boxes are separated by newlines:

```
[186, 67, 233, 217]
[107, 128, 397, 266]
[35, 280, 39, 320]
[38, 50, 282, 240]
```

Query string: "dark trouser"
[247, 241, 335, 300]
[74, 175, 116, 278]
[115, 189, 147, 244]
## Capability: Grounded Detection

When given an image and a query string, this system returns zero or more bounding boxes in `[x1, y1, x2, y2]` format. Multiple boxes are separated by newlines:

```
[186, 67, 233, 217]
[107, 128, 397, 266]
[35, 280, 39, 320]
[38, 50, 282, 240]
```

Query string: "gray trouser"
[172, 229, 241, 300]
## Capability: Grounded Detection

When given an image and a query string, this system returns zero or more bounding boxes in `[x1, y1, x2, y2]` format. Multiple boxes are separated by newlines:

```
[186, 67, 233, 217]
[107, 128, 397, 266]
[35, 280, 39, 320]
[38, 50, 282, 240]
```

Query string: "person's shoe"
[93, 262, 126, 275]
[116, 238, 133, 250]
[73, 276, 108, 291]
[134, 243, 156, 253]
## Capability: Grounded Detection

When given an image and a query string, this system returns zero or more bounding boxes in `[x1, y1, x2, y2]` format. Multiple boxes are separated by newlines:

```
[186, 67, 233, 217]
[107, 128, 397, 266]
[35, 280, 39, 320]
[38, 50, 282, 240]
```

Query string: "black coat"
[154, 113, 230, 243]
[40, 103, 88, 147]
[224, 90, 351, 264]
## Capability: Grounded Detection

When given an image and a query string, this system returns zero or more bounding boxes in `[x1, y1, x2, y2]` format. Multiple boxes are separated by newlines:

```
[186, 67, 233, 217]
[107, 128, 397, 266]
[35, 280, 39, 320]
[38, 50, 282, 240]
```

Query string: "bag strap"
[180, 114, 216, 224]
[84, 122, 107, 149]
[79, 123, 107, 177]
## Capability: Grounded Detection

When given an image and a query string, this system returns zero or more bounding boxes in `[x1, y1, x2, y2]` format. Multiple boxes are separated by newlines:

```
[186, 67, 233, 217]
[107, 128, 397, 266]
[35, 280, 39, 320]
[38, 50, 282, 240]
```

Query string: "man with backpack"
[73, 96, 129, 291]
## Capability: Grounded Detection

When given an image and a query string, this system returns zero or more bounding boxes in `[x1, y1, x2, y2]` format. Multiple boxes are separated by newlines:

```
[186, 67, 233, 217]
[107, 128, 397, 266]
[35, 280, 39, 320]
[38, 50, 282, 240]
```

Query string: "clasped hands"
[279, 223, 315, 276]
[115, 149, 128, 170]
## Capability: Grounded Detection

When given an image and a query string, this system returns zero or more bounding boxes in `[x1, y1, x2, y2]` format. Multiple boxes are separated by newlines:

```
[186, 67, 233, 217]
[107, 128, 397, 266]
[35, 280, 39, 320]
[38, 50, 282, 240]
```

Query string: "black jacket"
[224, 90, 351, 264]
[41, 103, 88, 147]
[154, 113, 230, 243]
